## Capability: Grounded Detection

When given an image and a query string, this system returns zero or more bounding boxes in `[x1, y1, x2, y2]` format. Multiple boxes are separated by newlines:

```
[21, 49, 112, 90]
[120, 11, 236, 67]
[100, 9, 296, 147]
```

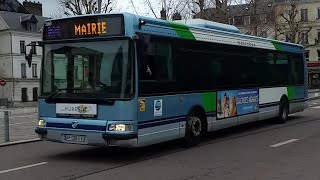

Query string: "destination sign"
[43, 15, 124, 40]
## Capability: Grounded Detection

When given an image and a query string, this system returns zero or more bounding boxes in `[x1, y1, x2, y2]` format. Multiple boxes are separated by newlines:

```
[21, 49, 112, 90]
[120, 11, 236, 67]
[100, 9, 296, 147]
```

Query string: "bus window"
[139, 40, 173, 81]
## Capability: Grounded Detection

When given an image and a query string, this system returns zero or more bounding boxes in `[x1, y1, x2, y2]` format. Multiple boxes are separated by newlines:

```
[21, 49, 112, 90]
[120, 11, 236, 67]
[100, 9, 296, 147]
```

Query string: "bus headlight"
[38, 119, 46, 127]
[108, 124, 133, 132]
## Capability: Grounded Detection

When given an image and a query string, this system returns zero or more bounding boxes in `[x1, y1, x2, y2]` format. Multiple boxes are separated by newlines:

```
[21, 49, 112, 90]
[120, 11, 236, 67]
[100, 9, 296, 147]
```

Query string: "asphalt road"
[0, 100, 320, 180]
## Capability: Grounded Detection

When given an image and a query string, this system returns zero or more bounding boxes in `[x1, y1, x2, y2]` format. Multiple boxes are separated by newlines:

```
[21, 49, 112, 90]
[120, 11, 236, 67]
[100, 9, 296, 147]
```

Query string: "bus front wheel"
[183, 115, 202, 147]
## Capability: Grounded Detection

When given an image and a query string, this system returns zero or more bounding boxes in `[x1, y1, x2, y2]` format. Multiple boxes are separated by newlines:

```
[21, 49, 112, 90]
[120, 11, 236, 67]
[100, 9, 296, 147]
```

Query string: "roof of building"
[0, 0, 29, 14]
[0, 11, 49, 32]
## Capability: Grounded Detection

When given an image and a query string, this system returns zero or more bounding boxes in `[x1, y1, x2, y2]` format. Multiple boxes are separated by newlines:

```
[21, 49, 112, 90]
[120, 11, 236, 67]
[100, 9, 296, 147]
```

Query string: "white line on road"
[0, 121, 37, 127]
[312, 106, 320, 109]
[0, 162, 48, 174]
[270, 139, 299, 148]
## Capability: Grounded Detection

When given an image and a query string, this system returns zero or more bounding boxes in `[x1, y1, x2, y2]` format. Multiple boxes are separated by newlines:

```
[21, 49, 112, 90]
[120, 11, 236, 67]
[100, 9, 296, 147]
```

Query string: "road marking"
[0, 162, 48, 174]
[270, 139, 299, 148]
[311, 106, 320, 109]
[0, 121, 37, 127]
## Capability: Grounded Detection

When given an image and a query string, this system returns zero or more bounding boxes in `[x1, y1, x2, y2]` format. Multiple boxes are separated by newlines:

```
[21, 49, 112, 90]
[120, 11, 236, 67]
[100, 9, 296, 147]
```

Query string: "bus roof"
[44, 13, 304, 53]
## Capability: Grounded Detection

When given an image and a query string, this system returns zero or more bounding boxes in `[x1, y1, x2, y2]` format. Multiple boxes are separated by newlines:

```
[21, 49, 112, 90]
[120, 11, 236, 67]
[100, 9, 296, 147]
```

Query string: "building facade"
[274, 0, 320, 88]
[0, 1, 48, 107]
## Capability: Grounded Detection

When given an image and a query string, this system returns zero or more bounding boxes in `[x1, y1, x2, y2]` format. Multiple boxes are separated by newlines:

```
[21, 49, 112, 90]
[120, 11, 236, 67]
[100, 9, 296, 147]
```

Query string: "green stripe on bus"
[167, 21, 195, 40]
[271, 40, 283, 51]
[203, 92, 216, 112]
[287, 86, 295, 100]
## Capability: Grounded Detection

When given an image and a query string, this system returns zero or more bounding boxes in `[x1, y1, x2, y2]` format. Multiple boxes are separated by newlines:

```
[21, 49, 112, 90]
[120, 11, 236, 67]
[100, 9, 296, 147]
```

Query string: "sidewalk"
[0, 107, 37, 118]
[0, 112, 39, 145]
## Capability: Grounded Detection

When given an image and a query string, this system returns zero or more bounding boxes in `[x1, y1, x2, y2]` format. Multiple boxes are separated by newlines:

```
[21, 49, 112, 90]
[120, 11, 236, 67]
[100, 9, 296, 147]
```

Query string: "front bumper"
[35, 127, 138, 147]
[102, 133, 137, 140]
[35, 128, 47, 135]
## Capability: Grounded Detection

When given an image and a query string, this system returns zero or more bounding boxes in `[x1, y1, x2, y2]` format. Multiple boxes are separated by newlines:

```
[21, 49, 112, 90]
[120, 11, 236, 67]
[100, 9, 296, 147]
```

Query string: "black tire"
[183, 114, 202, 147]
[276, 98, 289, 124]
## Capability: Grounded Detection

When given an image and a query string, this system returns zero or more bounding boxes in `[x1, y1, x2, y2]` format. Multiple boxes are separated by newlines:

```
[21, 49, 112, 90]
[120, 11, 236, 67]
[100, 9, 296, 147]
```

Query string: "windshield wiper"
[45, 88, 115, 105]
[79, 92, 115, 104]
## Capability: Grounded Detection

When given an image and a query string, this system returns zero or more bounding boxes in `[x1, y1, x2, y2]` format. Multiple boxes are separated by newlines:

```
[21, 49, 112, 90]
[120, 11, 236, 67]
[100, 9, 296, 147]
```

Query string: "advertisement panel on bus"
[217, 89, 259, 119]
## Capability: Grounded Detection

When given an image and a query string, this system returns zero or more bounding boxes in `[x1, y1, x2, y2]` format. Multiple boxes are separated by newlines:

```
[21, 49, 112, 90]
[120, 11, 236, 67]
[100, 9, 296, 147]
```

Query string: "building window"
[234, 16, 243, 25]
[317, 8, 320, 19]
[260, 14, 267, 24]
[305, 50, 310, 61]
[301, 32, 309, 44]
[27, 23, 37, 32]
[244, 16, 251, 25]
[32, 63, 37, 78]
[301, 9, 308, 22]
[318, 50, 320, 61]
[32, 87, 38, 101]
[31, 41, 36, 54]
[21, 63, 26, 78]
[284, 10, 292, 20]
[21, 88, 28, 102]
[20, 41, 26, 54]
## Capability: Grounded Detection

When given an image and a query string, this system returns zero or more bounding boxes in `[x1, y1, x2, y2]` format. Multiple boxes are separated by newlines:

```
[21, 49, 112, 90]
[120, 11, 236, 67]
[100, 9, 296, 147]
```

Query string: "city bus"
[33, 13, 307, 147]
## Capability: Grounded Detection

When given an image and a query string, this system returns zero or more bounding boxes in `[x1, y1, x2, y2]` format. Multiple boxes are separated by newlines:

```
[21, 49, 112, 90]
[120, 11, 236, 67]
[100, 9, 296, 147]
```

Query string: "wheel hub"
[191, 117, 201, 136]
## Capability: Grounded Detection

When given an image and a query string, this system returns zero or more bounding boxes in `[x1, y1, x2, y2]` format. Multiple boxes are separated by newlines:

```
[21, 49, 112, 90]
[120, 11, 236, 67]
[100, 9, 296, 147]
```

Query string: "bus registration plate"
[64, 134, 86, 143]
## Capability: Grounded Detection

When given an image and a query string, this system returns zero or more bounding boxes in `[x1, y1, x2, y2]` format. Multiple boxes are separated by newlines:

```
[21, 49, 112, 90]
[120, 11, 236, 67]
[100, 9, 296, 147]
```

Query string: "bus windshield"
[41, 40, 133, 100]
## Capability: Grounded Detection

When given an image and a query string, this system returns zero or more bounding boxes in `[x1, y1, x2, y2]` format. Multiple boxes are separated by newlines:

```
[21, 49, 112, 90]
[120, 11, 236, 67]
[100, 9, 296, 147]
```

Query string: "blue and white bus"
[33, 13, 307, 147]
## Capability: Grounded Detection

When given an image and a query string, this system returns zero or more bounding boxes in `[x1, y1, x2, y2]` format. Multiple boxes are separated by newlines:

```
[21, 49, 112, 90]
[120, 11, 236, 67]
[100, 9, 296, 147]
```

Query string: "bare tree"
[275, 1, 319, 46]
[144, 0, 159, 18]
[232, 0, 275, 36]
[188, 0, 230, 21]
[144, 0, 192, 20]
[189, 0, 275, 38]
[58, 0, 117, 16]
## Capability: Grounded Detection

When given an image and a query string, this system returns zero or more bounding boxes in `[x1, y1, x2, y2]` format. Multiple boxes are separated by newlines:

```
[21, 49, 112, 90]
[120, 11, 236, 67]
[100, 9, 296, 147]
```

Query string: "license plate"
[64, 134, 86, 142]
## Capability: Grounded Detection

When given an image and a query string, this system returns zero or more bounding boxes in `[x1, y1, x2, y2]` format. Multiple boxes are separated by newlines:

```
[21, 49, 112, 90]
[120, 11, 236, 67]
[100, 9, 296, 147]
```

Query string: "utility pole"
[163, 0, 167, 20]
[98, 0, 102, 13]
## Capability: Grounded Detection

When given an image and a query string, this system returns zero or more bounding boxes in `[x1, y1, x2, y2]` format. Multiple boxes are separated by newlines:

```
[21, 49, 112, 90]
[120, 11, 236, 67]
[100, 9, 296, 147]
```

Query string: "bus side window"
[139, 55, 155, 80]
[139, 40, 173, 82]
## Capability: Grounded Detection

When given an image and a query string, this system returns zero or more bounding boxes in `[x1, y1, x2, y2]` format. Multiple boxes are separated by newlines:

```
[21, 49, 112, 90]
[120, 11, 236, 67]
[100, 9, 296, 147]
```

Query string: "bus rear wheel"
[276, 98, 289, 124]
[183, 115, 202, 147]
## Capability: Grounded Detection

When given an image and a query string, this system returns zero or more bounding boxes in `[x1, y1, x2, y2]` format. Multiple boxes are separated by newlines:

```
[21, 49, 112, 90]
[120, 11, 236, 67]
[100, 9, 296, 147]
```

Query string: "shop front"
[307, 62, 320, 89]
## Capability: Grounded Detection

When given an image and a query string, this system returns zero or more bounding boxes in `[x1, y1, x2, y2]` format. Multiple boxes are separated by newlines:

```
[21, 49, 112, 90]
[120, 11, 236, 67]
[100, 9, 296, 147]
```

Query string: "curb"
[0, 138, 41, 147]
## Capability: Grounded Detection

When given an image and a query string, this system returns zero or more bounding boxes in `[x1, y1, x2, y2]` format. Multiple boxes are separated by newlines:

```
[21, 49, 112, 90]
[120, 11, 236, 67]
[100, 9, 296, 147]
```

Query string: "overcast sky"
[18, 0, 160, 18]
